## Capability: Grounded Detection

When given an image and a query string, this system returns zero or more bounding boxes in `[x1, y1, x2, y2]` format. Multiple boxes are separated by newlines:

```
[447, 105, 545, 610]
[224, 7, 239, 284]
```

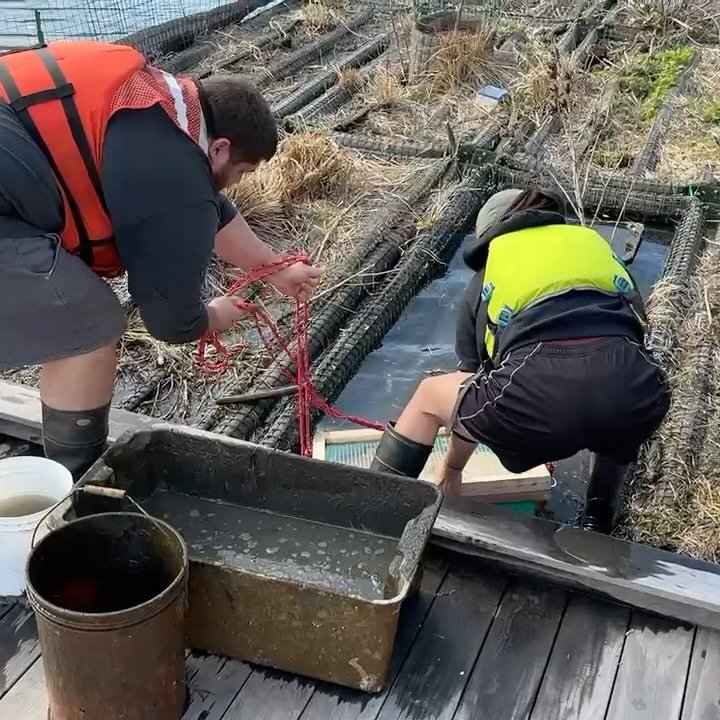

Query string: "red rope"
[198, 257, 559, 474]
[197, 255, 383, 456]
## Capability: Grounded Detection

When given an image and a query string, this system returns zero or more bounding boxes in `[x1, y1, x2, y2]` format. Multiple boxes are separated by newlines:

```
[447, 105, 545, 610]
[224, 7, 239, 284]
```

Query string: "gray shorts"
[0, 221, 127, 371]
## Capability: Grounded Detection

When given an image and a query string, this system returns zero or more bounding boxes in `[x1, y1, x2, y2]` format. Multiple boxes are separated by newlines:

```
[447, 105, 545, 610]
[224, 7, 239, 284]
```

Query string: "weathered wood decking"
[3, 383, 720, 719]
[0, 549, 719, 720]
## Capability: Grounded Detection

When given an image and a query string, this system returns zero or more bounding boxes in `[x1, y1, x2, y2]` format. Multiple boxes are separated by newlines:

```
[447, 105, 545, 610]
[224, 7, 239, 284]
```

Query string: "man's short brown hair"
[198, 76, 278, 164]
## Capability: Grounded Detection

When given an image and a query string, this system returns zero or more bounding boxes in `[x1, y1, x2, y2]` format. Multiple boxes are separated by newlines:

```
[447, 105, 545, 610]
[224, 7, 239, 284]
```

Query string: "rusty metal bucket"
[25, 512, 188, 720]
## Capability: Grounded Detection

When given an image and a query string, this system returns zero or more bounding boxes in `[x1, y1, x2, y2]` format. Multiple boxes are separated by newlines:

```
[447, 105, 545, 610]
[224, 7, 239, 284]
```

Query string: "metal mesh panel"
[0, 0, 259, 51]
[254, 168, 495, 450]
[272, 33, 390, 119]
[210, 160, 450, 438]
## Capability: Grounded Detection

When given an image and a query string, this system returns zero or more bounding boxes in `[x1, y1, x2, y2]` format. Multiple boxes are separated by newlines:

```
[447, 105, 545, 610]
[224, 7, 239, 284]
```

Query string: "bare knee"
[414, 373, 469, 424]
[41, 342, 118, 411]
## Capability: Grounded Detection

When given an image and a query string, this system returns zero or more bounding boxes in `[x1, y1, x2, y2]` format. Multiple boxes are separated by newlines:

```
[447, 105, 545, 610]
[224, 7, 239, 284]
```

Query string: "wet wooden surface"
[0, 549, 716, 720]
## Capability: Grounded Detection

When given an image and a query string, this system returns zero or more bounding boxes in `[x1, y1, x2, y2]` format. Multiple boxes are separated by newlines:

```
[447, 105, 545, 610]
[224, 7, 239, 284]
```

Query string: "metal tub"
[67, 426, 442, 692]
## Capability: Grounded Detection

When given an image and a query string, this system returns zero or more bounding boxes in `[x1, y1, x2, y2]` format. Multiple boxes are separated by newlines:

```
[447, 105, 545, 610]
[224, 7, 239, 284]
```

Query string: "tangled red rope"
[196, 255, 556, 478]
[196, 255, 383, 456]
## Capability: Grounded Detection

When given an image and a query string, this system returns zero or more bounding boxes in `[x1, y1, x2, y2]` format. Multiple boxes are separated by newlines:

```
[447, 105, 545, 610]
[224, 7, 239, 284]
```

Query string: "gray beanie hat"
[475, 188, 523, 238]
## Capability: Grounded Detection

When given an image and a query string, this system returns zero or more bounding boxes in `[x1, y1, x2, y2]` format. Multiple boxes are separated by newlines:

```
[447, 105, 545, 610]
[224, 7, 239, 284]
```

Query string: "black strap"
[0, 52, 94, 265]
[9, 83, 74, 111]
[36, 47, 106, 212]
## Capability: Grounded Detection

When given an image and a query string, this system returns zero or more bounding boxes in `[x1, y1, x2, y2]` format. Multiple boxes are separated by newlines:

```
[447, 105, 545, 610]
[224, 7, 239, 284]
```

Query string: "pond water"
[0, 0, 236, 49]
[319, 222, 671, 523]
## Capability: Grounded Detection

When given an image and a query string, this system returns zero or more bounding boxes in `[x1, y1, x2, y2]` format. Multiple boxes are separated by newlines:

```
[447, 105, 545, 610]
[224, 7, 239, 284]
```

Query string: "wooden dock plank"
[681, 627, 720, 720]
[182, 654, 252, 720]
[453, 578, 567, 720]
[606, 610, 695, 720]
[220, 668, 315, 720]
[0, 660, 46, 720]
[373, 563, 508, 720]
[0, 604, 40, 700]
[529, 594, 630, 720]
[434, 503, 720, 632]
[298, 556, 449, 720]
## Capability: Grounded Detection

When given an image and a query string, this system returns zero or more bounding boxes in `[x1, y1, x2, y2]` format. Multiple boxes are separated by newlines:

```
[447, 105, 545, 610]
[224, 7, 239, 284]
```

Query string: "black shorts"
[451, 337, 670, 473]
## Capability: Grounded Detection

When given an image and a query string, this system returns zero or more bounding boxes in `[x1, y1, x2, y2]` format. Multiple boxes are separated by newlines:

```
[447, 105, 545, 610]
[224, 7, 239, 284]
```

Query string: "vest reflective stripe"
[482, 224, 635, 358]
[0, 40, 206, 277]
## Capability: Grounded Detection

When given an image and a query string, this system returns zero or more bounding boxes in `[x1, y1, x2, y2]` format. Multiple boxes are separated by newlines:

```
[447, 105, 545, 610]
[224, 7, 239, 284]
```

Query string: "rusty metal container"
[69, 426, 442, 692]
[26, 512, 188, 720]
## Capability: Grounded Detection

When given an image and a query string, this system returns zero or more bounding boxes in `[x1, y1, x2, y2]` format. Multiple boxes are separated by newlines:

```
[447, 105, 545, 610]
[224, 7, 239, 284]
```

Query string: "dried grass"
[229, 132, 354, 222]
[425, 29, 496, 94]
[297, 0, 344, 33]
[655, 49, 720, 180]
[367, 65, 406, 104]
[628, 240, 720, 558]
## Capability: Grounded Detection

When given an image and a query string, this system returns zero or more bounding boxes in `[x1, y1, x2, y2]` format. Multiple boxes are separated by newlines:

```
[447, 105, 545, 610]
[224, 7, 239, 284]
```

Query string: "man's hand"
[267, 261, 324, 302]
[207, 296, 254, 333]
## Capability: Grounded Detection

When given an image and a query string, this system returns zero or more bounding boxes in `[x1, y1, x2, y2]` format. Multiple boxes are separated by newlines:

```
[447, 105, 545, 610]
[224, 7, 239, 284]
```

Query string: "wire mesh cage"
[0, 0, 242, 50]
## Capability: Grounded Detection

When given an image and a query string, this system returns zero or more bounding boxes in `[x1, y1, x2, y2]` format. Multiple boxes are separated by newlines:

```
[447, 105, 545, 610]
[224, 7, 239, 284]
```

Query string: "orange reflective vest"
[0, 40, 208, 277]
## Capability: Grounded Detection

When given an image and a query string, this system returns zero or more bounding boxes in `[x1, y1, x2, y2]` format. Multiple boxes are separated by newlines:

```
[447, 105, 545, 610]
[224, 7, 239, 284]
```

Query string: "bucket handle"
[30, 485, 153, 549]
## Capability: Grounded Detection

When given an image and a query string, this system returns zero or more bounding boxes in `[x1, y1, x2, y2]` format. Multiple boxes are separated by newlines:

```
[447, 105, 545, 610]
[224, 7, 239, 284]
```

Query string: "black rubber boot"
[369, 423, 433, 478]
[42, 402, 111, 480]
[581, 453, 628, 534]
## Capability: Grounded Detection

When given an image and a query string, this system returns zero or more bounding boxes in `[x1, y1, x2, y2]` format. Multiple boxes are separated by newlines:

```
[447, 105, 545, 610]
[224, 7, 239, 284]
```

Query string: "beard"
[212, 164, 232, 192]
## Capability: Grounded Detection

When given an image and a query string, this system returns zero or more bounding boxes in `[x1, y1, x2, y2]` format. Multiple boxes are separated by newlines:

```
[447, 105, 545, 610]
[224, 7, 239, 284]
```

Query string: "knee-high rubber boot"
[42, 403, 111, 480]
[369, 423, 433, 478]
[581, 453, 628, 534]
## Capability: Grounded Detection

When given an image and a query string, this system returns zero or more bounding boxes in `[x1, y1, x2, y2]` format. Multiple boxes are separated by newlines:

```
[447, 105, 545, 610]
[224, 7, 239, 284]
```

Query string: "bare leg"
[41, 343, 117, 410]
[40, 342, 118, 477]
[386, 372, 474, 488]
[394, 371, 472, 444]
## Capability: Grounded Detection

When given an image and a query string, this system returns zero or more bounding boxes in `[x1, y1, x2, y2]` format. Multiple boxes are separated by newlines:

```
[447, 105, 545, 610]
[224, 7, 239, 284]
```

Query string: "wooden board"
[433, 502, 720, 632]
[374, 564, 508, 720]
[605, 610, 695, 720]
[681, 626, 720, 720]
[313, 427, 552, 502]
[0, 604, 40, 699]
[221, 669, 315, 720]
[453, 578, 567, 720]
[182, 655, 252, 720]
[529, 594, 630, 720]
[0, 379, 161, 445]
[0, 660, 46, 720]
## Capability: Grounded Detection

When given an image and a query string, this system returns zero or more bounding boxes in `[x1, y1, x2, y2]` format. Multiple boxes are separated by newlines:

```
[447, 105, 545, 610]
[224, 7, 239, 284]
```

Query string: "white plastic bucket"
[0, 457, 73, 596]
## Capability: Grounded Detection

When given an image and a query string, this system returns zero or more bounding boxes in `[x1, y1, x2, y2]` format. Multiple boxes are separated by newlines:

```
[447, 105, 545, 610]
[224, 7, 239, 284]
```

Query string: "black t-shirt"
[101, 105, 237, 343]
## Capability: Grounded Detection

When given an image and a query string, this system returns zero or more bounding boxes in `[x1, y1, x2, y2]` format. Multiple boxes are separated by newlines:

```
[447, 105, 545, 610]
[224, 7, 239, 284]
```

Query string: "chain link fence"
[0, 0, 242, 50]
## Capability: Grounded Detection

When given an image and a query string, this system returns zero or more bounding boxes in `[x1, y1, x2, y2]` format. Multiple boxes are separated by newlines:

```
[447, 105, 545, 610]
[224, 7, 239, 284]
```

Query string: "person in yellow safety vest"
[369, 187, 671, 534]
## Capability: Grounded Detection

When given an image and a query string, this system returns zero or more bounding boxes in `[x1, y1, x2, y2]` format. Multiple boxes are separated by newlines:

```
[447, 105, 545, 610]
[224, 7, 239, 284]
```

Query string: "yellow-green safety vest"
[482, 224, 636, 358]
